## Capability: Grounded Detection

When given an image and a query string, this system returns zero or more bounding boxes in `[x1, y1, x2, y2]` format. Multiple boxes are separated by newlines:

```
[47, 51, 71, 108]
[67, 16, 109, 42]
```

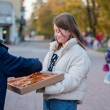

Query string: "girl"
[40, 12, 91, 110]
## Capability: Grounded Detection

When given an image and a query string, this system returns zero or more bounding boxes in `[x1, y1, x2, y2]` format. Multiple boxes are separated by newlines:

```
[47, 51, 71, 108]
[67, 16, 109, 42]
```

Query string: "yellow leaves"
[35, 2, 53, 33]
[32, 0, 87, 34]
[31, 0, 110, 36]
[94, 0, 110, 34]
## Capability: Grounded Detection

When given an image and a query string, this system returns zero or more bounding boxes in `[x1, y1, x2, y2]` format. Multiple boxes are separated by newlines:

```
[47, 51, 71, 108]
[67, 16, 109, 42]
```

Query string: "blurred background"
[1, 0, 110, 110]
[0, 0, 110, 51]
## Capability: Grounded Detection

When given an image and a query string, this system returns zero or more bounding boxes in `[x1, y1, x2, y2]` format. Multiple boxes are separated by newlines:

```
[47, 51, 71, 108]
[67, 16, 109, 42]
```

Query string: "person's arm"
[44, 52, 91, 94]
[1, 46, 42, 77]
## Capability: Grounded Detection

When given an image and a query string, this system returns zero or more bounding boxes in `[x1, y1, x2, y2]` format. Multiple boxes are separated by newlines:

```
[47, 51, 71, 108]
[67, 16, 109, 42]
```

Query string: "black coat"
[0, 42, 42, 110]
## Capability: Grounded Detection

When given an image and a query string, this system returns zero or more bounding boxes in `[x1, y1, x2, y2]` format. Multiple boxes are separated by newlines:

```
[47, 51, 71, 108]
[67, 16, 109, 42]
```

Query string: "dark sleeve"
[1, 46, 42, 77]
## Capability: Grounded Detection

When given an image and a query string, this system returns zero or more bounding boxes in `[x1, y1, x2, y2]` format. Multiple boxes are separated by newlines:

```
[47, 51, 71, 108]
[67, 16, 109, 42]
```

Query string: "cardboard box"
[7, 73, 64, 95]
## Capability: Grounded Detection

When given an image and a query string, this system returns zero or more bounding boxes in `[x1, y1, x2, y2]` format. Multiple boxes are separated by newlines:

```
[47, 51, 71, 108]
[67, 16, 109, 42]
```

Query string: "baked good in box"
[8, 72, 55, 87]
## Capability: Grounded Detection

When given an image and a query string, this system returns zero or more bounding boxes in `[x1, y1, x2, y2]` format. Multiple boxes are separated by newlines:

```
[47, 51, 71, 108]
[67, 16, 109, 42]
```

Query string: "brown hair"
[53, 12, 86, 51]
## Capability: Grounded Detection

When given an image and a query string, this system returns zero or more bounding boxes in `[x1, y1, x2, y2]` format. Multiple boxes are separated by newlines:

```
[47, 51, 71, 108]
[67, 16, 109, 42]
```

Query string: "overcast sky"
[24, 0, 36, 20]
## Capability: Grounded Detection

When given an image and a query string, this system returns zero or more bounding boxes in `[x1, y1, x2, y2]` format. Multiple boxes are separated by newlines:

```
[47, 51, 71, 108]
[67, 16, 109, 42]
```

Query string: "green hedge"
[97, 48, 107, 53]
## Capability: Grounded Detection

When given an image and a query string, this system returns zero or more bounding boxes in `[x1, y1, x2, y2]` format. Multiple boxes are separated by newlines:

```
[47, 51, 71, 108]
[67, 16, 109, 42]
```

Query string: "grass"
[97, 48, 107, 53]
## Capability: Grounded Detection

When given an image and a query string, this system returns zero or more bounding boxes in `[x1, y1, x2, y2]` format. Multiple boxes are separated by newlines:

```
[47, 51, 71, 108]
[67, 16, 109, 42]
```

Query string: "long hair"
[53, 12, 85, 51]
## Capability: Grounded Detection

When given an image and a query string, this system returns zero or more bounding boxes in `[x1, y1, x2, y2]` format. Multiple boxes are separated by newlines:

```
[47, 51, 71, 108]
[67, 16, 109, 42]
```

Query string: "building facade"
[0, 0, 21, 19]
[0, 0, 25, 44]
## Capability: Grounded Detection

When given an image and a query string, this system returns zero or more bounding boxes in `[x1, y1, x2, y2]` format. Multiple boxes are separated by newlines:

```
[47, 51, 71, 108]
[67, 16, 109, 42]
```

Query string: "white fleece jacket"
[42, 38, 91, 103]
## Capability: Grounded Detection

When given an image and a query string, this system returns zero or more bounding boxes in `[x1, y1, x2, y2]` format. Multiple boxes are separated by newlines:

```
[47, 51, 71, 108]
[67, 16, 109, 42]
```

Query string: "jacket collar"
[48, 38, 78, 66]
[50, 38, 78, 51]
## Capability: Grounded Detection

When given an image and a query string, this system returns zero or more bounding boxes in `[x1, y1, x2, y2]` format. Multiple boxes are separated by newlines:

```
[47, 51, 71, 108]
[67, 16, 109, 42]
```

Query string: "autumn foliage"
[31, 0, 110, 38]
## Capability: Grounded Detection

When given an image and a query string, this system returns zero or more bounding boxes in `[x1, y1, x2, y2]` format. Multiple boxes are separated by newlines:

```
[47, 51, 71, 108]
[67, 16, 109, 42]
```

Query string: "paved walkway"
[4, 41, 110, 110]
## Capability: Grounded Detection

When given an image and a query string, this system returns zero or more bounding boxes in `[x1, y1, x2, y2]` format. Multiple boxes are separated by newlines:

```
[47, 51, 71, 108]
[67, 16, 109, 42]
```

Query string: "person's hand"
[36, 87, 45, 93]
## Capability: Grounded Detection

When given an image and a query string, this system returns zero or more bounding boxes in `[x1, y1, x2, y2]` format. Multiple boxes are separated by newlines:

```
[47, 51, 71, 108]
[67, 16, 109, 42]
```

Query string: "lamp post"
[19, 0, 26, 40]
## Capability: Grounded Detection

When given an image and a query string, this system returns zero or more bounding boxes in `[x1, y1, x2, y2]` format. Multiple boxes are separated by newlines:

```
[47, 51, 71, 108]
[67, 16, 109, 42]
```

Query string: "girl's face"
[53, 23, 71, 47]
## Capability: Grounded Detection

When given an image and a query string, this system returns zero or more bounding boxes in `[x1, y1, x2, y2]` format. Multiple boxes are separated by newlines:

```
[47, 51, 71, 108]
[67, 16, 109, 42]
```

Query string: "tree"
[85, 0, 98, 37]
[31, 0, 110, 39]
[36, 2, 54, 35]
[95, 0, 110, 36]
[34, 0, 87, 35]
